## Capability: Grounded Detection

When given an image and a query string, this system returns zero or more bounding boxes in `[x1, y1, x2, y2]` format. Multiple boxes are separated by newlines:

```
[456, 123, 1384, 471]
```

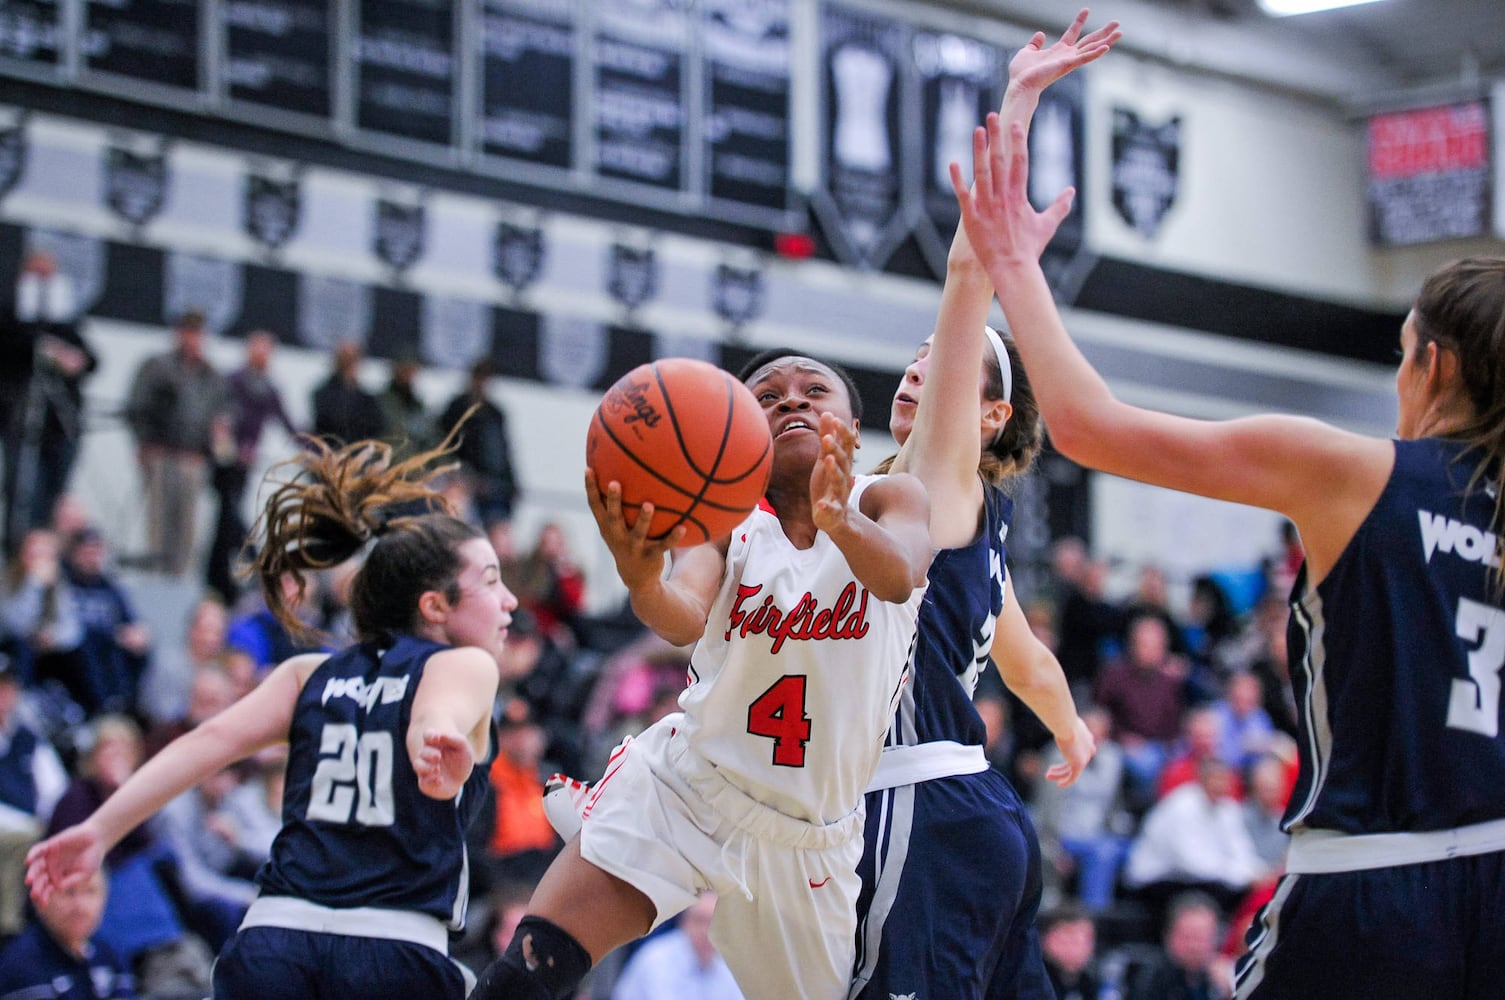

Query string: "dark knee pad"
[471, 916, 591, 1000]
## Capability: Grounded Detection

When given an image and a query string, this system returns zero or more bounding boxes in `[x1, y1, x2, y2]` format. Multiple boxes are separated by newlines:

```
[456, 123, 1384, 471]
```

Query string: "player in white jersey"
[472, 352, 931, 1000]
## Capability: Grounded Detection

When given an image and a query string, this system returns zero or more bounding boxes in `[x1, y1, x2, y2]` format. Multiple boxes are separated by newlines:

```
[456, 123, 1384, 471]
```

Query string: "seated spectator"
[1, 527, 83, 687]
[142, 662, 236, 761]
[215, 746, 286, 866]
[1211, 671, 1276, 774]
[152, 766, 258, 951]
[137, 597, 229, 727]
[1040, 901, 1102, 1000]
[511, 521, 587, 646]
[610, 892, 745, 1000]
[1126, 890, 1229, 1000]
[1033, 705, 1130, 913]
[1157, 707, 1243, 801]
[477, 698, 561, 889]
[0, 654, 68, 937]
[1241, 753, 1291, 870]
[56, 527, 152, 716]
[0, 867, 135, 999]
[1124, 757, 1268, 922]
[1051, 538, 1121, 697]
[226, 571, 325, 674]
[509, 611, 591, 779]
[45, 715, 187, 971]
[1094, 613, 1188, 810]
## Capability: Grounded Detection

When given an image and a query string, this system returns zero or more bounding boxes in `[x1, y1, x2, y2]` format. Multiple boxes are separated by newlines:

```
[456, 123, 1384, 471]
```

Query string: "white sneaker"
[543, 773, 590, 841]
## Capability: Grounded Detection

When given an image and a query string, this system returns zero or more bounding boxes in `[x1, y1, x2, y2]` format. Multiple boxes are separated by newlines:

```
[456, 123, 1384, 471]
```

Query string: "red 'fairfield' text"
[725, 582, 871, 654]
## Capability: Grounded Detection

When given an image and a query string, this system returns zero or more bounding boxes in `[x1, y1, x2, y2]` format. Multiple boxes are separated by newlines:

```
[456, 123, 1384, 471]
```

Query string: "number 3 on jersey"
[1447, 596, 1505, 738]
[748, 675, 812, 767]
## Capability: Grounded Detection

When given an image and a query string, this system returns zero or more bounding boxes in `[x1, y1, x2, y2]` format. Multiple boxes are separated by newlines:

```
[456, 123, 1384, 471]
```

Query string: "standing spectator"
[610, 893, 745, 1000]
[1039, 902, 1103, 1000]
[0, 867, 135, 999]
[310, 339, 386, 447]
[57, 528, 151, 717]
[124, 310, 232, 577]
[208, 330, 298, 603]
[1126, 891, 1228, 1000]
[439, 360, 520, 527]
[1, 249, 98, 555]
[1124, 757, 1267, 921]
[0, 655, 69, 937]
[379, 356, 435, 461]
[1093, 612, 1188, 809]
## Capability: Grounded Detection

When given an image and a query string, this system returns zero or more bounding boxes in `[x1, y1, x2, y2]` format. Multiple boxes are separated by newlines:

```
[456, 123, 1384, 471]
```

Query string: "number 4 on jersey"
[748, 674, 812, 767]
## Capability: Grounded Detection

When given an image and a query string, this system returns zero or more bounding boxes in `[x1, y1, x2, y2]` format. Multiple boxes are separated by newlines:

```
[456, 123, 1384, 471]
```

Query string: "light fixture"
[1257, 0, 1389, 15]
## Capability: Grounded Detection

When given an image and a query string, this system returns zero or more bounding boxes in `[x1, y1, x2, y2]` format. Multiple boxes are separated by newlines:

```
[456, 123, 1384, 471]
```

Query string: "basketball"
[587, 358, 773, 545]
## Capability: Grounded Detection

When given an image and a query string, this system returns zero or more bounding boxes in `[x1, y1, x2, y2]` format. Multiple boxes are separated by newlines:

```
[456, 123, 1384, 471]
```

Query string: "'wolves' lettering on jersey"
[321, 674, 410, 710]
[1419, 509, 1503, 568]
[725, 581, 871, 653]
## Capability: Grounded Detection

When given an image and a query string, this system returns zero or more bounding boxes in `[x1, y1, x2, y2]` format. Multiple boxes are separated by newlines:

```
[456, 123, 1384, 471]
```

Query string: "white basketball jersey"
[678, 475, 925, 825]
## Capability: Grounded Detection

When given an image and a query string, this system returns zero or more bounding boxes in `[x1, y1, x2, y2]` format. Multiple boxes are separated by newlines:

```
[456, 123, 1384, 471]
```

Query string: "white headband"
[984, 325, 1014, 404]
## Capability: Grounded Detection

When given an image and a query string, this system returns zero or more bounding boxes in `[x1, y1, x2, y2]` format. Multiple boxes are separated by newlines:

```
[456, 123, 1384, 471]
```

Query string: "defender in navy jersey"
[851, 18, 1115, 999]
[954, 107, 1505, 1000]
[28, 435, 516, 999]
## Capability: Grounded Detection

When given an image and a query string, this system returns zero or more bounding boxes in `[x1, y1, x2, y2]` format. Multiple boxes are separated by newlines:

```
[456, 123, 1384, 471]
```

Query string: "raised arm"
[584, 469, 727, 647]
[895, 11, 1119, 544]
[951, 115, 1393, 580]
[815, 413, 932, 603]
[26, 653, 321, 904]
[991, 575, 1093, 786]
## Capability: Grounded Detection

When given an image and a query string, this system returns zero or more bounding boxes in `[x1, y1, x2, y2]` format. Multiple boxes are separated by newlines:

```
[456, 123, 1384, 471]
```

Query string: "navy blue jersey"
[1285, 438, 1505, 836]
[256, 634, 491, 927]
[885, 483, 1011, 750]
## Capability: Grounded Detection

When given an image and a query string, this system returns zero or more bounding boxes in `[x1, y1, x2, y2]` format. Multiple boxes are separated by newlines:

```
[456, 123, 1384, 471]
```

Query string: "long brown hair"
[249, 430, 482, 645]
[1411, 257, 1505, 591]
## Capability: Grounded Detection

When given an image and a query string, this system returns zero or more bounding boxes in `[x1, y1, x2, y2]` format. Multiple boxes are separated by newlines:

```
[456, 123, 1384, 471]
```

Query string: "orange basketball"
[587, 358, 773, 545]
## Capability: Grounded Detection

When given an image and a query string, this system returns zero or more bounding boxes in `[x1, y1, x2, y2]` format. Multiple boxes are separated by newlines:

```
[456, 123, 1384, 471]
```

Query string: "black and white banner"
[1111, 108, 1180, 239]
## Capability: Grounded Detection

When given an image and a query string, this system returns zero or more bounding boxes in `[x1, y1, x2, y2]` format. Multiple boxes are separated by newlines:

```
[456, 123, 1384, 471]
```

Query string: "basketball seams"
[653, 364, 739, 541]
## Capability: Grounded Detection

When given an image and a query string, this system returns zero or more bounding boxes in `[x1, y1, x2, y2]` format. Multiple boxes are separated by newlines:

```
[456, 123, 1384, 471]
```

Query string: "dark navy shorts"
[1235, 850, 1505, 1000]
[852, 766, 1051, 1000]
[213, 926, 467, 1000]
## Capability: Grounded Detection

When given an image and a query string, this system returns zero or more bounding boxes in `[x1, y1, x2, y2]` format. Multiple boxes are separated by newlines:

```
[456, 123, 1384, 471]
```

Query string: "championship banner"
[1367, 99, 1490, 246]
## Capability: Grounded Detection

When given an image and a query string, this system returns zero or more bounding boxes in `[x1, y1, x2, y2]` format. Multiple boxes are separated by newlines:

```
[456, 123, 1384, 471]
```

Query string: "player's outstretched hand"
[1044, 716, 1097, 788]
[1008, 9, 1121, 95]
[584, 468, 686, 591]
[26, 822, 105, 908]
[414, 729, 475, 800]
[810, 412, 857, 536]
[951, 116, 1075, 277]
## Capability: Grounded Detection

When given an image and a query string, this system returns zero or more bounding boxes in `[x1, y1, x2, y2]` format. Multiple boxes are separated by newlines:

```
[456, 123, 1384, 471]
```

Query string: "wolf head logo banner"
[1111, 108, 1181, 239]
[104, 146, 170, 228]
[373, 199, 427, 272]
[0, 121, 26, 201]
[607, 243, 659, 312]
[244, 174, 302, 251]
[493, 222, 546, 294]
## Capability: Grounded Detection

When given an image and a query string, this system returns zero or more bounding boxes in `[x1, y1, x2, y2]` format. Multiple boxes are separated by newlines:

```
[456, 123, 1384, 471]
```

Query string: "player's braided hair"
[1413, 257, 1505, 593]
[249, 417, 482, 645]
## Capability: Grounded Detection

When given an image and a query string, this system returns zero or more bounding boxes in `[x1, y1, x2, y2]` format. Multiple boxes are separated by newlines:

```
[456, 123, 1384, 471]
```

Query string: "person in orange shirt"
[483, 698, 561, 886]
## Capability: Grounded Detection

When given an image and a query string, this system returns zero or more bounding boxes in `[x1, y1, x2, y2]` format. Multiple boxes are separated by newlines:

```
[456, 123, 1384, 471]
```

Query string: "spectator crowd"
[0, 267, 1300, 999]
